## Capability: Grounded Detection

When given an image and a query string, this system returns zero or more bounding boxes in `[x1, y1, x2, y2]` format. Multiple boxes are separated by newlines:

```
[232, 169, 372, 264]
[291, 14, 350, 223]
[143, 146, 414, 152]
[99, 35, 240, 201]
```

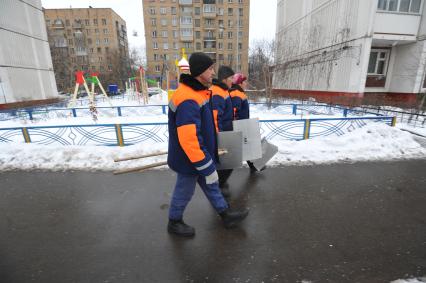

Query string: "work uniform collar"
[212, 79, 229, 91]
[180, 74, 209, 91]
[230, 84, 244, 92]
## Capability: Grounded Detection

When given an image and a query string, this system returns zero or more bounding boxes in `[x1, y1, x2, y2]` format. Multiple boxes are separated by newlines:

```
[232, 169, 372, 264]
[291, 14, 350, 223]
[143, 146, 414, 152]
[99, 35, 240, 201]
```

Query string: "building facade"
[142, 0, 250, 88]
[0, 0, 58, 108]
[273, 0, 426, 95]
[44, 8, 129, 92]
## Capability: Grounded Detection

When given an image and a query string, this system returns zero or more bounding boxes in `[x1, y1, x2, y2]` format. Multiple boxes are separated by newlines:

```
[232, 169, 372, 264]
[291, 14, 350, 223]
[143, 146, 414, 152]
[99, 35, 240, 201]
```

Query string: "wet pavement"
[0, 160, 425, 283]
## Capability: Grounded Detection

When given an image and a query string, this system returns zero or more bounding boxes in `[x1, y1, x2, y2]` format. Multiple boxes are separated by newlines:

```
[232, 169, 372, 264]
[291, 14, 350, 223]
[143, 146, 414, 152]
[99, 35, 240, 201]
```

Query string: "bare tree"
[249, 39, 275, 104]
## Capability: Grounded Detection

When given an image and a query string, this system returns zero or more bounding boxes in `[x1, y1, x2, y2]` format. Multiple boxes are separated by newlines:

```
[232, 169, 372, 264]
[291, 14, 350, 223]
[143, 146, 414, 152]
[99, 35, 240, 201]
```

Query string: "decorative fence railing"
[0, 103, 377, 122]
[0, 116, 395, 146]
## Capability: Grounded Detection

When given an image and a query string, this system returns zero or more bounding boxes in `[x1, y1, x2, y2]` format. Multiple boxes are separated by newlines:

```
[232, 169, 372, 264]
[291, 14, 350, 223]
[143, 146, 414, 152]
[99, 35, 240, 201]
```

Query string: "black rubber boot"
[167, 219, 195, 237]
[220, 208, 249, 229]
[219, 183, 231, 198]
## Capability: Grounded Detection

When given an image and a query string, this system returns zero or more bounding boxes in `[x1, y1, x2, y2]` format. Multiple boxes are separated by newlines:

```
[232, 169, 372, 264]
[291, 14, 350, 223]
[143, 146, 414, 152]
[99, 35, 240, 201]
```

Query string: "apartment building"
[44, 8, 129, 91]
[273, 0, 426, 95]
[142, 0, 250, 88]
[0, 0, 58, 108]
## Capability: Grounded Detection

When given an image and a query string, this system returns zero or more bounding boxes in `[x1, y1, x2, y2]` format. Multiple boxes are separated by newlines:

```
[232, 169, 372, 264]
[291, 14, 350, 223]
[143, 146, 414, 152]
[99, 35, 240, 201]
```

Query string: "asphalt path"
[0, 160, 425, 283]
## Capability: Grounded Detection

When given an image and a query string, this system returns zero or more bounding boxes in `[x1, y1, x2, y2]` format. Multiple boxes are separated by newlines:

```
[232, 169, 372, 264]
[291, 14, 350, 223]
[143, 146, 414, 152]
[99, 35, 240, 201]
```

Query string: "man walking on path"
[210, 66, 235, 197]
[167, 53, 248, 237]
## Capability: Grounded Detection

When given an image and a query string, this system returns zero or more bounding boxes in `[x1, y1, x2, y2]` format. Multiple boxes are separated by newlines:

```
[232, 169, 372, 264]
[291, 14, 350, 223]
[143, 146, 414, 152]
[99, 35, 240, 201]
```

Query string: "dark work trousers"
[169, 173, 229, 220]
[218, 169, 233, 188]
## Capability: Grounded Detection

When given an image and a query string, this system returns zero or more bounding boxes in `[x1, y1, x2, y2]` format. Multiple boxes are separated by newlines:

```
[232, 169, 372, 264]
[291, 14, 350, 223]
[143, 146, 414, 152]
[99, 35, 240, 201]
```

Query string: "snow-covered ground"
[0, 94, 425, 172]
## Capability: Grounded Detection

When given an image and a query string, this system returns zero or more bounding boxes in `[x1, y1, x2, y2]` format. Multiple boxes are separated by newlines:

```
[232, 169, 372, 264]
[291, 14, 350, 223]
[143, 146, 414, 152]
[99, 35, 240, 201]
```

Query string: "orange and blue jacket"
[229, 84, 250, 120]
[167, 74, 218, 176]
[210, 79, 234, 132]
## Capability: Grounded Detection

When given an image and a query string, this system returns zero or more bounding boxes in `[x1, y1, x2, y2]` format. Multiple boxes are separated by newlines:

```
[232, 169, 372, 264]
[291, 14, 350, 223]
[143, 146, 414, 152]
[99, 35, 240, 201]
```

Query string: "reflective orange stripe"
[213, 109, 219, 133]
[177, 124, 205, 162]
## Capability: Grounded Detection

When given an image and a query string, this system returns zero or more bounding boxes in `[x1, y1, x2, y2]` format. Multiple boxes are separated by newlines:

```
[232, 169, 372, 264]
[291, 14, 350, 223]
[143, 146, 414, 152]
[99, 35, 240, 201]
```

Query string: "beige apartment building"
[44, 8, 129, 92]
[142, 0, 250, 88]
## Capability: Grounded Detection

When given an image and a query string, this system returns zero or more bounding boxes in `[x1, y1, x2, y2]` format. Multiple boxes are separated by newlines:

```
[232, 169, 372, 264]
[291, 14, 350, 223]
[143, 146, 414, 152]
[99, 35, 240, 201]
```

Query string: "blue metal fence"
[0, 116, 395, 146]
[0, 103, 372, 121]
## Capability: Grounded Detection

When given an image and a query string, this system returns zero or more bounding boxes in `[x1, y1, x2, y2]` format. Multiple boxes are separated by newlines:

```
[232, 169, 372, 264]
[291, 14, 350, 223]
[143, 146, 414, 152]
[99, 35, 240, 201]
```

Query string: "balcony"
[203, 4, 216, 18]
[180, 35, 193, 41]
[203, 47, 217, 53]
[373, 11, 420, 43]
[179, 0, 192, 5]
[203, 36, 216, 41]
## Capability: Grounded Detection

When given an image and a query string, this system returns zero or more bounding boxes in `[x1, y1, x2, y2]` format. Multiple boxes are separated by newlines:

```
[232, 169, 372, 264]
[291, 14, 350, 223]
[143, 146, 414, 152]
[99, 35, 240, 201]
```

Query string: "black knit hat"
[218, 66, 235, 81]
[189, 52, 214, 77]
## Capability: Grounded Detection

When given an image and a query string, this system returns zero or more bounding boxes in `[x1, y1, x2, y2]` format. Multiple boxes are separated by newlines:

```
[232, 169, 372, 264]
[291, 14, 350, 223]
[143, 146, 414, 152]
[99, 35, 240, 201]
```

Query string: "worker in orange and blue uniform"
[229, 73, 257, 171]
[167, 52, 248, 237]
[210, 66, 235, 198]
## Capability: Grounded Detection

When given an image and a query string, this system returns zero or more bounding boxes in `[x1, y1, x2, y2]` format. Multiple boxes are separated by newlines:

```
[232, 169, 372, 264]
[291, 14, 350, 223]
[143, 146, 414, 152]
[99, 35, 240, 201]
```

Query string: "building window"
[196, 42, 202, 50]
[108, 65, 112, 71]
[203, 4, 216, 13]
[239, 8, 243, 16]
[180, 16, 193, 25]
[161, 19, 167, 26]
[218, 42, 223, 50]
[46, 20, 51, 25]
[195, 31, 201, 39]
[104, 38, 109, 44]
[99, 57, 103, 62]
[377, 0, 422, 13]
[367, 49, 389, 75]
[97, 47, 101, 53]
[95, 29, 99, 34]
[228, 8, 233, 15]
[173, 42, 178, 49]
[85, 19, 90, 26]
[153, 42, 158, 49]
[218, 31, 223, 39]
[195, 19, 201, 27]
[228, 0, 233, 3]
[238, 43, 242, 50]
[171, 7, 177, 14]
[154, 54, 159, 60]
[181, 28, 193, 37]
[103, 29, 108, 34]
[238, 0, 243, 3]
[228, 31, 233, 38]
[228, 19, 233, 27]
[163, 43, 169, 49]
[102, 19, 107, 25]
[194, 7, 201, 15]
[172, 17, 178, 26]
[173, 30, 178, 38]
[152, 30, 157, 38]
[149, 7, 156, 14]
[183, 42, 192, 49]
[151, 18, 156, 26]
[68, 39, 73, 45]
[155, 65, 161, 72]
[87, 38, 92, 44]
[90, 48, 94, 53]
[217, 8, 224, 15]
[160, 7, 167, 14]
[93, 19, 98, 25]
[228, 42, 233, 50]
[162, 30, 168, 38]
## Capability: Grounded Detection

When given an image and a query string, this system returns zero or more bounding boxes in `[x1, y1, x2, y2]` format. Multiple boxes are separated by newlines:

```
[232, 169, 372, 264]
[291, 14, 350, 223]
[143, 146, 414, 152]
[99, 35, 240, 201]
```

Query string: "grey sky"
[41, 0, 277, 49]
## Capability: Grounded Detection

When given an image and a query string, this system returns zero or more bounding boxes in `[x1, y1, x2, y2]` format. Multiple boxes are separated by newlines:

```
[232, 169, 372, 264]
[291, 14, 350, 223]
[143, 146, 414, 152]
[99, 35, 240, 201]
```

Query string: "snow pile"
[0, 122, 425, 172]
[268, 123, 426, 166]
[391, 277, 426, 283]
